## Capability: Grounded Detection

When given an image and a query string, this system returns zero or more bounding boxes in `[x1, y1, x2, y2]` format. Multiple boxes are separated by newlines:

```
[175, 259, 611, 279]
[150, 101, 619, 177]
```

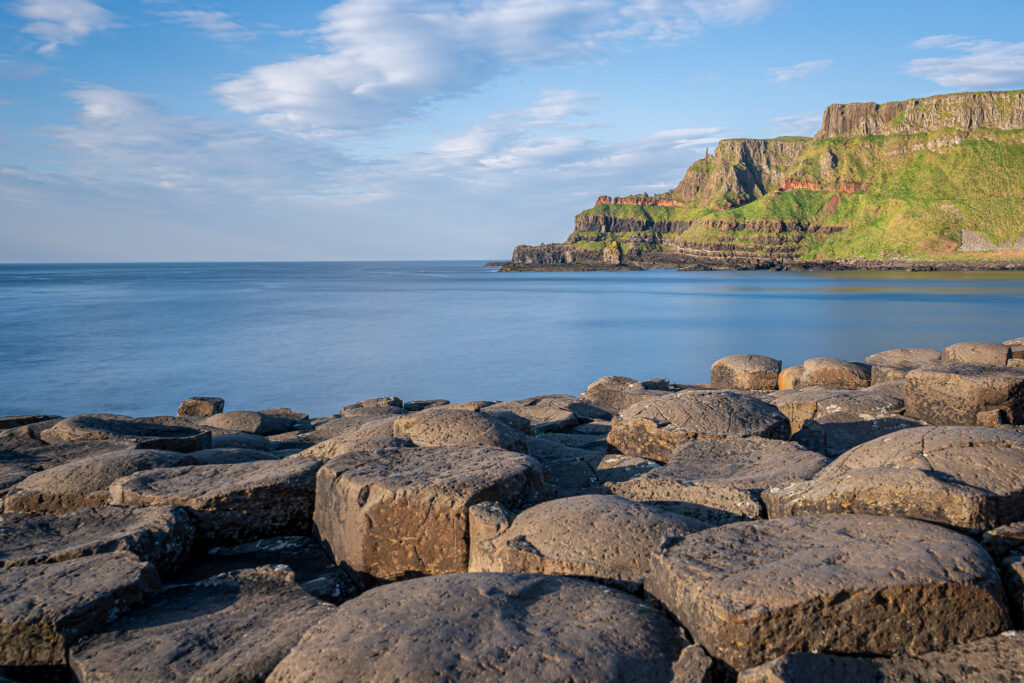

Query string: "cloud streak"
[769, 59, 832, 82]
[907, 35, 1024, 89]
[160, 10, 256, 42]
[11, 0, 113, 53]
[213, 0, 779, 137]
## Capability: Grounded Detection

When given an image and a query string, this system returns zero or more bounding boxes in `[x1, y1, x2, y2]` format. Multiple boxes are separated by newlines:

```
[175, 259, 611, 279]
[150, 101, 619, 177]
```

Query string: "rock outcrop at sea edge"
[500, 88, 1024, 271]
[4, 335, 1024, 679]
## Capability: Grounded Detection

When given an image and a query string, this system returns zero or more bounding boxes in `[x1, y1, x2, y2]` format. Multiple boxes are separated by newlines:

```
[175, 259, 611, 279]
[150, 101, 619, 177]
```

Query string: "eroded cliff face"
[672, 138, 810, 208]
[815, 90, 1024, 140]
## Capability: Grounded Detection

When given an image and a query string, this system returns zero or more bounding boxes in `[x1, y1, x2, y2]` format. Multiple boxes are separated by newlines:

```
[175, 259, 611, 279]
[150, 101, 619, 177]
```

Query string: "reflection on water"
[0, 261, 1022, 416]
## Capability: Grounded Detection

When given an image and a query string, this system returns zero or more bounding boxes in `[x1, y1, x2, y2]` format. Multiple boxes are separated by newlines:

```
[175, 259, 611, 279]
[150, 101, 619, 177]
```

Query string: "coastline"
[493, 255, 1024, 272]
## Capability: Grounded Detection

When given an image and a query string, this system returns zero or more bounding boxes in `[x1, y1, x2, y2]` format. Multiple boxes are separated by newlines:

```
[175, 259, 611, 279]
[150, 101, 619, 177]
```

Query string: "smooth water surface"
[1, 261, 1022, 417]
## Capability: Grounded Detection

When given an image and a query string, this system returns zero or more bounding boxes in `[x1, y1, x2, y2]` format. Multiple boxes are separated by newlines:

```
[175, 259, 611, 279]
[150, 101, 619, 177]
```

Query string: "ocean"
[1, 261, 1022, 417]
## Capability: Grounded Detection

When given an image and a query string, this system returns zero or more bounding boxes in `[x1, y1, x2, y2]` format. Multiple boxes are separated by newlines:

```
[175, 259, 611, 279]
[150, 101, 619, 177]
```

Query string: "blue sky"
[2, 0, 1024, 261]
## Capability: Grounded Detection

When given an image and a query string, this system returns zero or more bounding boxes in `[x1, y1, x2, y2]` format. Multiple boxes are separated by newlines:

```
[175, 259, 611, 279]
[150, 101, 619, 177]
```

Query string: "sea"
[1, 261, 1022, 418]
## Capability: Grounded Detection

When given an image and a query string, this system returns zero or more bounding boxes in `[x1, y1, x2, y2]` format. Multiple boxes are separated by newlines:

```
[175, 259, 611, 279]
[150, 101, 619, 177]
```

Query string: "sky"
[2, 0, 1024, 261]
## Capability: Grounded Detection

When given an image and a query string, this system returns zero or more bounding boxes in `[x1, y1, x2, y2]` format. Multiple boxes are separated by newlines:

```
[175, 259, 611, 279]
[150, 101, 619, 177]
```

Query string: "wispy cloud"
[160, 9, 256, 42]
[10, 0, 113, 54]
[907, 35, 1024, 89]
[213, 0, 780, 137]
[769, 59, 832, 82]
[771, 112, 820, 136]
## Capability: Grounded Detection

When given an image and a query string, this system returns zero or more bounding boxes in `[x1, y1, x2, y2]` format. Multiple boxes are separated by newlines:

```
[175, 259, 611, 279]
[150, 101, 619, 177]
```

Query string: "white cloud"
[771, 111, 820, 136]
[907, 36, 1024, 89]
[213, 0, 779, 136]
[769, 59, 831, 83]
[49, 85, 354, 199]
[11, 0, 113, 54]
[161, 10, 256, 42]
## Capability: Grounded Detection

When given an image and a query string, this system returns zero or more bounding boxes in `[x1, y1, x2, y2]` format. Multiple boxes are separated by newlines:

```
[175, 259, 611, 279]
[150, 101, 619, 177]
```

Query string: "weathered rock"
[1003, 555, 1024, 627]
[298, 415, 392, 444]
[767, 388, 903, 433]
[0, 414, 62, 430]
[984, 521, 1024, 560]
[40, 415, 211, 452]
[481, 402, 578, 432]
[393, 409, 528, 453]
[291, 436, 416, 462]
[535, 431, 607, 452]
[710, 354, 781, 391]
[268, 573, 685, 683]
[341, 415, 402, 439]
[0, 439, 135, 471]
[608, 391, 790, 463]
[0, 505, 193, 573]
[69, 566, 334, 682]
[3, 449, 230, 514]
[338, 404, 407, 418]
[314, 446, 545, 579]
[570, 419, 612, 435]
[647, 514, 1008, 670]
[471, 494, 704, 590]
[865, 348, 941, 384]
[260, 407, 310, 423]
[1006, 337, 1024, 360]
[578, 375, 670, 418]
[609, 438, 826, 525]
[0, 552, 160, 666]
[176, 397, 224, 418]
[110, 458, 321, 547]
[905, 362, 1024, 425]
[800, 357, 871, 389]
[943, 341, 1011, 365]
[524, 436, 597, 497]
[434, 400, 495, 411]
[403, 399, 449, 411]
[777, 365, 803, 390]
[792, 411, 927, 457]
[204, 410, 295, 436]
[467, 501, 512, 553]
[739, 631, 1024, 682]
[594, 453, 659, 484]
[207, 432, 272, 452]
[764, 426, 1024, 532]
[864, 378, 906, 402]
[0, 466, 32, 496]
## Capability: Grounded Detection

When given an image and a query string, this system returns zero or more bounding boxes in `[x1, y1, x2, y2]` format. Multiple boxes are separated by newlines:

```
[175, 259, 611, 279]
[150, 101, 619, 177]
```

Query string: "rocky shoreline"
[3, 337, 1024, 680]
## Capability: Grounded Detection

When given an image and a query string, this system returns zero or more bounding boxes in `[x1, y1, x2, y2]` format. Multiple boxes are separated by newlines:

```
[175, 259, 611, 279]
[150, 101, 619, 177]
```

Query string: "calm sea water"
[1, 261, 1022, 418]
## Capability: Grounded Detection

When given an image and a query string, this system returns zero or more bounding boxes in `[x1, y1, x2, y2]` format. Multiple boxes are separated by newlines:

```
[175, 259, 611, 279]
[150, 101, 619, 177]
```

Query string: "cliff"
[504, 89, 1024, 270]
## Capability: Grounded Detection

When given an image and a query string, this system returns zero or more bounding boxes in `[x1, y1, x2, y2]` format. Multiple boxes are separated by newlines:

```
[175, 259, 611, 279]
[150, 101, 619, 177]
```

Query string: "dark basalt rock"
[40, 415, 211, 452]
[905, 362, 1024, 426]
[392, 409, 528, 453]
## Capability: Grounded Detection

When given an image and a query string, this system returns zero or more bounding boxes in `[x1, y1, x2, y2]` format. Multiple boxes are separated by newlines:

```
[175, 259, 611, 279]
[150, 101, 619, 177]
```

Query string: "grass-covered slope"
[574, 127, 1024, 260]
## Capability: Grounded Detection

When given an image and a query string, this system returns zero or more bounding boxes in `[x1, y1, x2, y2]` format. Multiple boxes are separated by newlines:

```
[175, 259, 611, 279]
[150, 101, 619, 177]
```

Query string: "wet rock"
[865, 348, 941, 384]
[710, 354, 781, 391]
[943, 341, 1012, 365]
[792, 411, 927, 457]
[268, 573, 685, 683]
[3, 449, 225, 514]
[110, 458, 321, 547]
[176, 397, 224, 418]
[764, 426, 1024, 532]
[0, 415, 62, 430]
[647, 514, 1008, 670]
[524, 436, 598, 497]
[470, 494, 704, 591]
[608, 391, 790, 463]
[0, 505, 193, 573]
[481, 402, 578, 433]
[767, 388, 903, 433]
[69, 566, 334, 682]
[393, 409, 528, 453]
[403, 399, 449, 411]
[800, 357, 871, 389]
[905, 362, 1024, 426]
[313, 445, 545, 580]
[778, 366, 803, 390]
[40, 415, 211, 452]
[609, 438, 826, 526]
[203, 410, 295, 436]
[0, 552, 159, 666]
